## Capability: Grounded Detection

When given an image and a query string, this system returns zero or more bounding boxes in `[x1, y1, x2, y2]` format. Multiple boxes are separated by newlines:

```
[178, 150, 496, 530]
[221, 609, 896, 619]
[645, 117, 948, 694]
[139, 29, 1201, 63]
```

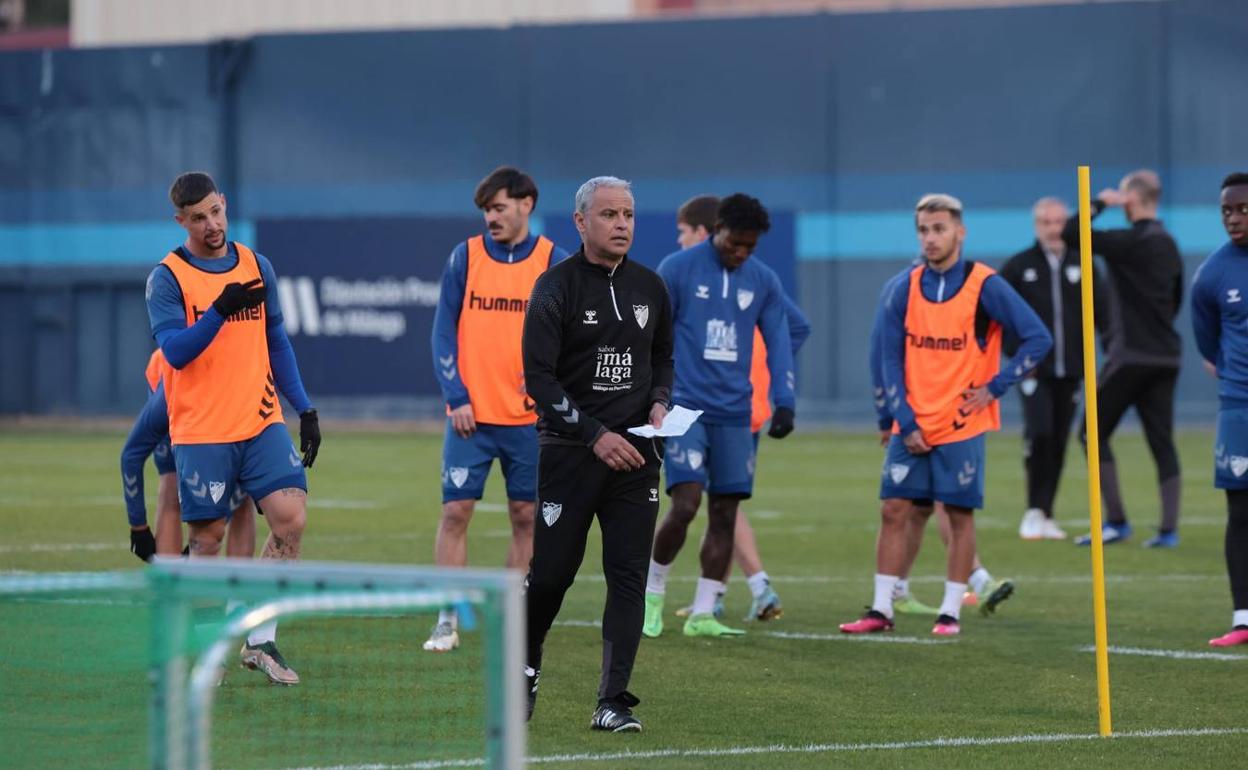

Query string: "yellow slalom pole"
[1078, 165, 1113, 737]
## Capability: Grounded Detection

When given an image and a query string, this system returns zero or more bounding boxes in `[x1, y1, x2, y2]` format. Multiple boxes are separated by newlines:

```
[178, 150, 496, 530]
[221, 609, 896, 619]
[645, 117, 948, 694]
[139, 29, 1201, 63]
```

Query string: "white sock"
[1233, 609, 1248, 628]
[872, 574, 899, 619]
[892, 578, 910, 600]
[746, 571, 771, 599]
[225, 600, 243, 615]
[692, 578, 724, 615]
[646, 559, 672, 596]
[939, 581, 967, 620]
[246, 620, 277, 646]
[968, 567, 992, 596]
[437, 608, 458, 630]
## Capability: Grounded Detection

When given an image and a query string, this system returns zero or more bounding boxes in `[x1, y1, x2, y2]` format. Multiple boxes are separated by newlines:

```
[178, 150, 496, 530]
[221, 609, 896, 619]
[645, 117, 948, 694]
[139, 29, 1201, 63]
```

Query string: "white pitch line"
[276, 727, 1248, 770]
[1078, 644, 1248, 661]
[553, 620, 952, 645]
[765, 630, 955, 645]
[0, 542, 116, 554]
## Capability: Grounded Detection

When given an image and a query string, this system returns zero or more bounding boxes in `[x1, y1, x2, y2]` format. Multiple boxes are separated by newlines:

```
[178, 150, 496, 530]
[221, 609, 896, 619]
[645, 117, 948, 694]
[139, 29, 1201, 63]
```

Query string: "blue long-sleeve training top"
[880, 260, 1053, 437]
[869, 268, 915, 430]
[657, 239, 796, 424]
[120, 383, 171, 527]
[145, 243, 313, 414]
[781, 293, 811, 357]
[1191, 240, 1248, 408]
[430, 231, 570, 409]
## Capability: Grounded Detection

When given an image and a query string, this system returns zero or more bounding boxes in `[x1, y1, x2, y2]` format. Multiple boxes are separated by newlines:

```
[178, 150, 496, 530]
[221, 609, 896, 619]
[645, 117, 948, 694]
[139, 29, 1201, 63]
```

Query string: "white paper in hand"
[627, 405, 704, 438]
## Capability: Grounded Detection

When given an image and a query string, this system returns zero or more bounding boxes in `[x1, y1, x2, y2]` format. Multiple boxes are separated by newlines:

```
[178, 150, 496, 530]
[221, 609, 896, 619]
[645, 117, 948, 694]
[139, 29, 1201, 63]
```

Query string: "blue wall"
[1, 0, 1244, 418]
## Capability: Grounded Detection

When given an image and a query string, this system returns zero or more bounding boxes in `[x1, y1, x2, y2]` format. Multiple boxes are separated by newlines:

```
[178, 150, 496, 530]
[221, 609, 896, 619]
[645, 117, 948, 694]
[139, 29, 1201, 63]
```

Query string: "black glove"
[300, 408, 321, 468]
[767, 406, 795, 439]
[212, 278, 266, 317]
[130, 527, 157, 562]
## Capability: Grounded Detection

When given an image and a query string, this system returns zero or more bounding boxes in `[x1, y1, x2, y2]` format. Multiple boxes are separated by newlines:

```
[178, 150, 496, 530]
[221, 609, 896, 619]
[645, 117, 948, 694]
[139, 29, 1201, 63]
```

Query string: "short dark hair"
[677, 195, 719, 232]
[474, 166, 539, 210]
[1222, 173, 1248, 189]
[716, 193, 771, 234]
[169, 172, 218, 209]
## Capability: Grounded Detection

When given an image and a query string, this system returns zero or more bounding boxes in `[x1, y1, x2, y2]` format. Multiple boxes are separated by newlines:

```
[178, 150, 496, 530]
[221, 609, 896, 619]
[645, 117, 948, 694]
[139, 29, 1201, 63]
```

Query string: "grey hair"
[1032, 196, 1068, 216]
[915, 193, 964, 221]
[1121, 169, 1161, 206]
[575, 176, 632, 215]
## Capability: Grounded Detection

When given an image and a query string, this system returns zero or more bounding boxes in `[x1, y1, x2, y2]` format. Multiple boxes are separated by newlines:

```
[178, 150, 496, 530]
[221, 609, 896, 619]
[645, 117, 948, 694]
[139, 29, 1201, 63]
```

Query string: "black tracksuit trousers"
[525, 435, 661, 706]
[1081, 362, 1181, 531]
[1020, 377, 1082, 515]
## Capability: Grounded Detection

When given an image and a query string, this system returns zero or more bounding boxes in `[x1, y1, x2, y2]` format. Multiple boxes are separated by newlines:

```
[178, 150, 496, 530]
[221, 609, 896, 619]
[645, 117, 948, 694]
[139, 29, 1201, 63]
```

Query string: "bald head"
[1120, 169, 1161, 220]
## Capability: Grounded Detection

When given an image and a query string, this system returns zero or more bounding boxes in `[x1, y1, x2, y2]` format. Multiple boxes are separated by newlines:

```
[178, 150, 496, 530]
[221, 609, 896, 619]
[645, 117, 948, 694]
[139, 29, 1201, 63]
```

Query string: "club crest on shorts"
[1020, 378, 1038, 397]
[957, 461, 977, 487]
[633, 304, 649, 329]
[1232, 456, 1248, 478]
[541, 501, 562, 526]
[889, 463, 910, 484]
[687, 450, 704, 470]
[208, 481, 226, 504]
[737, 289, 754, 310]
[649, 488, 659, 502]
[448, 467, 469, 488]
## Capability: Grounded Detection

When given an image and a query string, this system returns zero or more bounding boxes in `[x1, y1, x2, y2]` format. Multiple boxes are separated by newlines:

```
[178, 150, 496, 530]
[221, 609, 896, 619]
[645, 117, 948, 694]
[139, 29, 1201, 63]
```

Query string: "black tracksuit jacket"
[522, 249, 674, 446]
[1061, 201, 1184, 368]
[1000, 241, 1107, 379]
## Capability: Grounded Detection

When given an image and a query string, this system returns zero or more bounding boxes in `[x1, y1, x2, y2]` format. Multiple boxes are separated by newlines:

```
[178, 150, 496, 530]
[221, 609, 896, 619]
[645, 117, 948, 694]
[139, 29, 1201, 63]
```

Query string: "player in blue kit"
[1190, 173, 1248, 647]
[642, 194, 797, 638]
[867, 268, 1014, 617]
[146, 171, 320, 684]
[121, 353, 256, 562]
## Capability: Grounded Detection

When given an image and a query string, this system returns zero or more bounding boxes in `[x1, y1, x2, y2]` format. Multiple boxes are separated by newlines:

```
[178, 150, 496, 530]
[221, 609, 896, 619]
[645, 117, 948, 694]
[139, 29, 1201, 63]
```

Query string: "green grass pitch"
[2, 426, 1246, 768]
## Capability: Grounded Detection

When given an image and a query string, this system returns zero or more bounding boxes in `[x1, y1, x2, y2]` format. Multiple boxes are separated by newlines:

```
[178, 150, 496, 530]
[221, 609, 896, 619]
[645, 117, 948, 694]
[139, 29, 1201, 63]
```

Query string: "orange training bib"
[750, 330, 771, 434]
[456, 235, 553, 425]
[901, 262, 1002, 446]
[160, 243, 282, 444]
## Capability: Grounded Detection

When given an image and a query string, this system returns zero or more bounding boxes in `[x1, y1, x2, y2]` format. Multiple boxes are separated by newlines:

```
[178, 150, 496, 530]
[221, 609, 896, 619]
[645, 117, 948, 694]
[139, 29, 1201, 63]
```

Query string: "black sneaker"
[524, 666, 540, 721]
[591, 691, 641, 733]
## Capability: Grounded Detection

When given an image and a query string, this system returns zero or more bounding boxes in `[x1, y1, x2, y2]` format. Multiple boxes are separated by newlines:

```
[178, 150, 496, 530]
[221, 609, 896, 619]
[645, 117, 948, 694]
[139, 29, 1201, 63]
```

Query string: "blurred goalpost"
[0, 559, 525, 770]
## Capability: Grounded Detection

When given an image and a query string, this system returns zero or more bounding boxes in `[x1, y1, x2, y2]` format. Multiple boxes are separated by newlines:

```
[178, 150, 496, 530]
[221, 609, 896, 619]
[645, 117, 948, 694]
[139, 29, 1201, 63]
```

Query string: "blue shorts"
[879, 433, 986, 510]
[173, 423, 307, 522]
[664, 421, 756, 498]
[1215, 408, 1248, 490]
[153, 437, 176, 475]
[442, 421, 537, 503]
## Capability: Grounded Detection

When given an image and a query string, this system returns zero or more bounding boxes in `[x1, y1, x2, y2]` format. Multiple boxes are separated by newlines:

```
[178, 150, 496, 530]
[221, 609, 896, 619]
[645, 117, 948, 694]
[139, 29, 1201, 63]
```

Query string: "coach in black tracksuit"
[521, 176, 673, 733]
[1061, 170, 1185, 546]
[1002, 197, 1108, 540]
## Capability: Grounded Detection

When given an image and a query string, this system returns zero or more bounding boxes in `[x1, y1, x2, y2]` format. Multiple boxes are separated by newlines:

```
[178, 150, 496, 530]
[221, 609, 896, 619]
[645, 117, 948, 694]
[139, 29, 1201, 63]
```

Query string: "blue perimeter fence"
[1, 0, 1244, 423]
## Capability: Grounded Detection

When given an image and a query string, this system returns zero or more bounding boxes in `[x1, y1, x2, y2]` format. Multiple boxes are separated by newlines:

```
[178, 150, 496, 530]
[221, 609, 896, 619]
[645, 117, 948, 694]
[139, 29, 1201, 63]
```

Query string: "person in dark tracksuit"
[521, 176, 674, 733]
[1001, 197, 1107, 541]
[1063, 169, 1185, 548]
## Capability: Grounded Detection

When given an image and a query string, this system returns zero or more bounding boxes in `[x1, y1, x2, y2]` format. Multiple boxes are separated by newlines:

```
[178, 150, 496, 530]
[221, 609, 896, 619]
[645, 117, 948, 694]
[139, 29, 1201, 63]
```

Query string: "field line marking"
[277, 726, 1248, 770]
[555, 620, 954, 644]
[1078, 644, 1248, 661]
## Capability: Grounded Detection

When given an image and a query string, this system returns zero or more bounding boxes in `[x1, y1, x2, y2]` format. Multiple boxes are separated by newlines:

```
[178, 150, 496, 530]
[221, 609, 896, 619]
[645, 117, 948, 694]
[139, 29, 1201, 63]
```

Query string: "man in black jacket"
[521, 175, 674, 732]
[1062, 169, 1185, 548]
[1002, 197, 1105, 541]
